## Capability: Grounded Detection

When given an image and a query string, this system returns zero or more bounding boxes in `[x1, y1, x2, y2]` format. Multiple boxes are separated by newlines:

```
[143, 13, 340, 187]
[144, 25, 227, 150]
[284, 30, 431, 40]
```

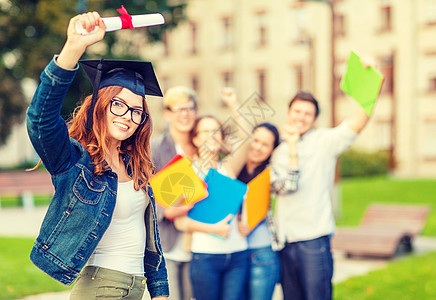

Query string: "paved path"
[2, 206, 436, 300]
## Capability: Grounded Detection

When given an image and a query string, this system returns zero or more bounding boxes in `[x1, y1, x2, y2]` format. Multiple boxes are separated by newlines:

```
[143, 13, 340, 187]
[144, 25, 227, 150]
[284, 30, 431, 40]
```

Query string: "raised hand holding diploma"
[75, 5, 165, 35]
[57, 12, 106, 70]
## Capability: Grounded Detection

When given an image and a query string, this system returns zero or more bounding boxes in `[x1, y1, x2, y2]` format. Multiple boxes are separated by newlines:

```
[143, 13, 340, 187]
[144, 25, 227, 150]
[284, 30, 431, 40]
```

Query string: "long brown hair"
[68, 86, 154, 191]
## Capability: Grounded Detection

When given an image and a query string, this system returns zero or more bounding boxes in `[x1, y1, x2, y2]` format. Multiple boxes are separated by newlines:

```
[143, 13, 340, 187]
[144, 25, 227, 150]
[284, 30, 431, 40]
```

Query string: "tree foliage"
[0, 0, 186, 145]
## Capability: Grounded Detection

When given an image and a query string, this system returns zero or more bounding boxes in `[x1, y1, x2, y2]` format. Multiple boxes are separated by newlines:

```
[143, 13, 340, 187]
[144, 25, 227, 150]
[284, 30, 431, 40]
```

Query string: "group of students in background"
[150, 77, 373, 300]
[150, 86, 299, 300]
[26, 11, 375, 300]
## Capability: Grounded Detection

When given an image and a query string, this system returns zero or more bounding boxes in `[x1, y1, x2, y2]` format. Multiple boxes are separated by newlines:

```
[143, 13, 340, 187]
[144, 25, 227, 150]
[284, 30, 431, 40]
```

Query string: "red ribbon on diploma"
[117, 5, 134, 29]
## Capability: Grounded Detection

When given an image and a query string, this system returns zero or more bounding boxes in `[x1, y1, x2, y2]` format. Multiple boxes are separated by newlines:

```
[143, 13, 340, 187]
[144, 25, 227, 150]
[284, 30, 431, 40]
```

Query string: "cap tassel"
[86, 59, 103, 130]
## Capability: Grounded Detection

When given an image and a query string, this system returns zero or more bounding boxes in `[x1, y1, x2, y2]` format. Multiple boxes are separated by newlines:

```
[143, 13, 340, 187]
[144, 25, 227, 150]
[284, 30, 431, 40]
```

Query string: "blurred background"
[1, 0, 436, 178]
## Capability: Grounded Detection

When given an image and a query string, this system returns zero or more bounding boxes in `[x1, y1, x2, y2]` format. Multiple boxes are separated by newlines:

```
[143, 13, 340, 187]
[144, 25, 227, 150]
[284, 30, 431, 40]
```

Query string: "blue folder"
[188, 168, 248, 224]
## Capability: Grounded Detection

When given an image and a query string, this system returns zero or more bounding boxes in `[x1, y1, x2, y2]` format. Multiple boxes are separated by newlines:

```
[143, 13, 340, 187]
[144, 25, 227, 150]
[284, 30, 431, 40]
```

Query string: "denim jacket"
[26, 57, 169, 298]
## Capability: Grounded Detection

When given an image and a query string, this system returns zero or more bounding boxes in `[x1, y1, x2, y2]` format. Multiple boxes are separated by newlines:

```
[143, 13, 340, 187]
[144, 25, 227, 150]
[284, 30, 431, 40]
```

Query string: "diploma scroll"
[75, 13, 165, 35]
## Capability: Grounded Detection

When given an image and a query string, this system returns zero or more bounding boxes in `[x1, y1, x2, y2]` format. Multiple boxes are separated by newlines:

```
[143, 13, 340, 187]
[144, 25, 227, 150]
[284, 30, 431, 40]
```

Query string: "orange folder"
[150, 155, 208, 208]
[242, 168, 271, 230]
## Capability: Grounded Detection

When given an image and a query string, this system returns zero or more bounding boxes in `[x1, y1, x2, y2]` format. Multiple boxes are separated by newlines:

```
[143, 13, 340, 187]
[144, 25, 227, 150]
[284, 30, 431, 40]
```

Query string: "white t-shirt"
[88, 180, 148, 275]
[271, 122, 357, 245]
[190, 163, 247, 254]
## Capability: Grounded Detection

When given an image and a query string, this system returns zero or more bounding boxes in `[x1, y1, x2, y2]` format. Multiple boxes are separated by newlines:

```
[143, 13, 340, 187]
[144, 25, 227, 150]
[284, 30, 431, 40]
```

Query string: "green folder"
[340, 51, 384, 116]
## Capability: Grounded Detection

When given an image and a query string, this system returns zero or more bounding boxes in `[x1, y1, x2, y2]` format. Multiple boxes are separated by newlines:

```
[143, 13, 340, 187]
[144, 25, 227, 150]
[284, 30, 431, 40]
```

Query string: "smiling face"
[247, 127, 276, 166]
[106, 88, 143, 145]
[287, 99, 317, 136]
[192, 116, 223, 156]
[163, 86, 198, 134]
[164, 100, 197, 133]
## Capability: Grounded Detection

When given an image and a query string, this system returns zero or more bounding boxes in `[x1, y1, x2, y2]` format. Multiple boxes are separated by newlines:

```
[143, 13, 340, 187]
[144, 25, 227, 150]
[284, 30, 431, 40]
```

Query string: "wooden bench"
[331, 204, 431, 258]
[0, 170, 54, 209]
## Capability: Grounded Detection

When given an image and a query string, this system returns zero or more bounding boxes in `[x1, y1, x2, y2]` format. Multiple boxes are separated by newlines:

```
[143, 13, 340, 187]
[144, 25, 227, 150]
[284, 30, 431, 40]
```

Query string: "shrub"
[339, 149, 389, 178]
[0, 160, 45, 171]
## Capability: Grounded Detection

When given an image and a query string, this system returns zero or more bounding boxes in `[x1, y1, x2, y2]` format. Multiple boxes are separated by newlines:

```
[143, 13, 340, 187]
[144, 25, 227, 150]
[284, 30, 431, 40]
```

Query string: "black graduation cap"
[79, 59, 163, 130]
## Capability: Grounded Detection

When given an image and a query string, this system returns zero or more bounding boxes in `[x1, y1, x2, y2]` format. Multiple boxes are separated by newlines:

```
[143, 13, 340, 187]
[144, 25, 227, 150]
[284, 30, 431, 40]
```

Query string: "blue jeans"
[190, 250, 249, 300]
[280, 235, 333, 300]
[244, 246, 280, 300]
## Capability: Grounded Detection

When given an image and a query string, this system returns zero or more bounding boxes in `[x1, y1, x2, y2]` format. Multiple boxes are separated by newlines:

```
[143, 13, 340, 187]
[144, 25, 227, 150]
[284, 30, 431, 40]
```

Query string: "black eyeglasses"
[166, 105, 197, 115]
[110, 99, 149, 125]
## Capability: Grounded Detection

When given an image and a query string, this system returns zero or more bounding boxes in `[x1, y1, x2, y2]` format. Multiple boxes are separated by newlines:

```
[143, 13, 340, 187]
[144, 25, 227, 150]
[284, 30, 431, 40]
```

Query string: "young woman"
[168, 87, 249, 300]
[26, 12, 168, 299]
[237, 123, 299, 300]
[175, 89, 300, 300]
[186, 114, 249, 300]
[151, 86, 199, 300]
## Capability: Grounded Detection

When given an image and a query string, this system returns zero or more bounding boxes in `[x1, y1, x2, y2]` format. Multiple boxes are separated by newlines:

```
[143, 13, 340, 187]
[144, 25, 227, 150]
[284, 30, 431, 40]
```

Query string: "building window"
[190, 22, 198, 55]
[191, 74, 199, 93]
[424, 54, 436, 93]
[380, 56, 394, 94]
[222, 71, 233, 88]
[162, 31, 169, 57]
[294, 65, 303, 91]
[257, 69, 267, 101]
[221, 17, 233, 50]
[423, 120, 436, 159]
[290, 7, 309, 43]
[255, 12, 268, 47]
[428, 76, 436, 93]
[335, 14, 346, 37]
[380, 6, 392, 32]
[427, 0, 436, 24]
[335, 75, 346, 98]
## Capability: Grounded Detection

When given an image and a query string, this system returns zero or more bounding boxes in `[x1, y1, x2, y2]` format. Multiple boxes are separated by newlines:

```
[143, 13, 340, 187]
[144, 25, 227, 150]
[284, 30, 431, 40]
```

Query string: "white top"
[88, 180, 149, 276]
[163, 143, 192, 262]
[190, 163, 247, 254]
[271, 122, 357, 245]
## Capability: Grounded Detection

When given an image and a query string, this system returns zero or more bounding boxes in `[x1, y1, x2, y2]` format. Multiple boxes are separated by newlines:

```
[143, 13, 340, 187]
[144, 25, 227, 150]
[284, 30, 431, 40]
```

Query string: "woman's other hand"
[210, 214, 233, 239]
[237, 221, 251, 237]
[164, 204, 193, 220]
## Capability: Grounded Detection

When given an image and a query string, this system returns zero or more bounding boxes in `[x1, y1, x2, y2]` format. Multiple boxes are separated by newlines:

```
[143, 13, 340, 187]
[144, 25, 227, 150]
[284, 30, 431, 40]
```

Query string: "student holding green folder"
[272, 53, 383, 300]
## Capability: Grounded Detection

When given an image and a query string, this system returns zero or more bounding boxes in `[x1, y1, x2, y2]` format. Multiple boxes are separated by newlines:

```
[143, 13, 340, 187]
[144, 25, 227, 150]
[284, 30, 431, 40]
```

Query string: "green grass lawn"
[0, 195, 51, 208]
[0, 237, 72, 300]
[333, 176, 436, 298]
[1, 176, 435, 299]
[334, 251, 436, 299]
[337, 176, 436, 236]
